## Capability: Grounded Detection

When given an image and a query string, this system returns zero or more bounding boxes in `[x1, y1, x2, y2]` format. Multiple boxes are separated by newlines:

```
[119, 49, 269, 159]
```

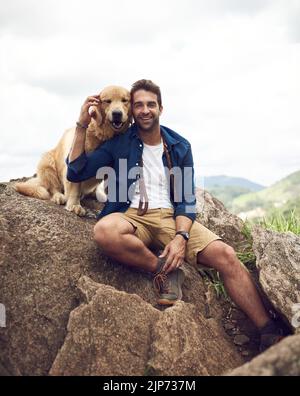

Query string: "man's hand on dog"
[159, 235, 186, 274]
[78, 95, 100, 127]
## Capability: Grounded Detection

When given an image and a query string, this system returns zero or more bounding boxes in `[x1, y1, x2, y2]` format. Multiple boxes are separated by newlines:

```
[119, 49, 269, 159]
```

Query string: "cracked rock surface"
[0, 181, 299, 376]
[252, 226, 300, 333]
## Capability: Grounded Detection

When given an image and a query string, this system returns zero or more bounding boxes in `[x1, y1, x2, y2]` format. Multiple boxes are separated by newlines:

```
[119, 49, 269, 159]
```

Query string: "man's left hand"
[159, 235, 187, 274]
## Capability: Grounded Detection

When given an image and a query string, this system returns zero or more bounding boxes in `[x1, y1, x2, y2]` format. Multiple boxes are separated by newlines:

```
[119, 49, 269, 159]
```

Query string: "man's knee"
[219, 244, 242, 276]
[93, 220, 114, 247]
[222, 245, 237, 262]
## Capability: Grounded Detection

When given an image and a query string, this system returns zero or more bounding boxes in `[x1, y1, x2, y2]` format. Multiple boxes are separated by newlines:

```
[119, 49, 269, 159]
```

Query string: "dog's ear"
[127, 102, 133, 126]
[99, 100, 106, 124]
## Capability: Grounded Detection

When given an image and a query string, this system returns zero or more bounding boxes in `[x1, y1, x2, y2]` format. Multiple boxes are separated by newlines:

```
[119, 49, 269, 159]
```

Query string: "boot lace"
[153, 272, 169, 294]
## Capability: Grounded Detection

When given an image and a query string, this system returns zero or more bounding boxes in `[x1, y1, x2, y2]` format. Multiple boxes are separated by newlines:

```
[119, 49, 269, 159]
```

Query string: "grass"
[211, 272, 228, 299]
[199, 210, 300, 300]
[257, 209, 300, 235]
[199, 268, 228, 299]
[236, 250, 256, 267]
[235, 220, 256, 270]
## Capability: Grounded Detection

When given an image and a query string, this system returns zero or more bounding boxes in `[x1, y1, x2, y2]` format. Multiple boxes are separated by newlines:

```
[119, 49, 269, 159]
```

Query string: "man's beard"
[135, 115, 159, 132]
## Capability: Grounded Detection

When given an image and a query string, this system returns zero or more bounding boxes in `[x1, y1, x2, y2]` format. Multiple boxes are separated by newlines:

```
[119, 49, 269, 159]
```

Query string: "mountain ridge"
[201, 175, 265, 191]
[201, 171, 300, 219]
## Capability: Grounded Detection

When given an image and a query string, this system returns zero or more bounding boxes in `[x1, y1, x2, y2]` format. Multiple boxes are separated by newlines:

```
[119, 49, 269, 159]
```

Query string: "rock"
[196, 188, 248, 251]
[2, 179, 299, 376]
[229, 308, 247, 321]
[241, 351, 250, 357]
[227, 335, 300, 376]
[50, 276, 243, 376]
[224, 323, 235, 331]
[50, 277, 160, 376]
[0, 361, 11, 376]
[204, 283, 224, 321]
[148, 302, 242, 376]
[252, 226, 300, 333]
[233, 335, 250, 346]
[0, 181, 242, 376]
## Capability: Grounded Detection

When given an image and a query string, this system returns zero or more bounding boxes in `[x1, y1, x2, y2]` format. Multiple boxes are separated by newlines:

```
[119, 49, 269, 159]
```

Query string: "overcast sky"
[0, 0, 299, 186]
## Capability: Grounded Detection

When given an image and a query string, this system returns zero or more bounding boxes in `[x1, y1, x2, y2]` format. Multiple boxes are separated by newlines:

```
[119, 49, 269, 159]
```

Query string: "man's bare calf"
[197, 240, 270, 329]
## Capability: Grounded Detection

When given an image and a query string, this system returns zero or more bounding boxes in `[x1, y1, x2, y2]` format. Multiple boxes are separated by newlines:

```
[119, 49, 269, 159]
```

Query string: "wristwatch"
[175, 231, 190, 241]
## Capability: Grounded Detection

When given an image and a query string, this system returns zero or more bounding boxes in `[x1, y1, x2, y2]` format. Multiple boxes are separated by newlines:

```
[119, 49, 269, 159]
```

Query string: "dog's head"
[90, 85, 131, 134]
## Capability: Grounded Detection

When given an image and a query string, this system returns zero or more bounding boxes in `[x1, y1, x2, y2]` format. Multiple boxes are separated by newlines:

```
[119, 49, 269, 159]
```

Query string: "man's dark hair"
[130, 79, 162, 107]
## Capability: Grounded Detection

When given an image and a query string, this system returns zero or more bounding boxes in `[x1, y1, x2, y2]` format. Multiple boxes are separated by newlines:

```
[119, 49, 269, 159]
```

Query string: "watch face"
[183, 232, 189, 240]
[177, 231, 189, 240]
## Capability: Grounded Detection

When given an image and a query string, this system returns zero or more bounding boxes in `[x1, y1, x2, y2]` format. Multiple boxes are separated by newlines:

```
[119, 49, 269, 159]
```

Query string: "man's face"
[132, 89, 163, 132]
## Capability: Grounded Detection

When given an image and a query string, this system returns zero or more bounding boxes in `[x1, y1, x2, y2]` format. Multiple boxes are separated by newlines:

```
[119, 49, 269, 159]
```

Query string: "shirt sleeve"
[66, 142, 114, 183]
[174, 144, 196, 222]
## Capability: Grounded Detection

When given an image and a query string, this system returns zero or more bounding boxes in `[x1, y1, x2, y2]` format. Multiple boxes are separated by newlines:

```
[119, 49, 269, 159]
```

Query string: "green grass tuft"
[258, 209, 300, 235]
[199, 268, 228, 300]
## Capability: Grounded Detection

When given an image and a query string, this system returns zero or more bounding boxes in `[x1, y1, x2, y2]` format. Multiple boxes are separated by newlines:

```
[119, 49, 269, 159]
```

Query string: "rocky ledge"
[0, 181, 299, 376]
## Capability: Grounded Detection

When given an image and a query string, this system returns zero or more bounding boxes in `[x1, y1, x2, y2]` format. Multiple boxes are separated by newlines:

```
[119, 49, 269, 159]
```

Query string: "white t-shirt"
[130, 141, 173, 209]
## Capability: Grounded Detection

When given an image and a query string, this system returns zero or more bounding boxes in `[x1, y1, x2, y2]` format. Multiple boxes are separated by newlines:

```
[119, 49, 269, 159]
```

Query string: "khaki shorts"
[119, 208, 222, 267]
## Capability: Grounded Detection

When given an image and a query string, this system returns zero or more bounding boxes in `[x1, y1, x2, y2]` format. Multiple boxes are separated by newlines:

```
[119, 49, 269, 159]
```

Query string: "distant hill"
[197, 175, 265, 210]
[202, 175, 265, 192]
[231, 170, 300, 219]
[197, 172, 300, 220]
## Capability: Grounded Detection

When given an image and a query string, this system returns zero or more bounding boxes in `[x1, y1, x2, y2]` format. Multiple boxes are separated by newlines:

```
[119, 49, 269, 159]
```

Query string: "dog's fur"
[16, 86, 131, 216]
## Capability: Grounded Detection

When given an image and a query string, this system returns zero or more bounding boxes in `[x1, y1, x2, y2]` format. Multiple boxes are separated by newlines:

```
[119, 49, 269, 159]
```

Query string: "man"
[67, 79, 284, 351]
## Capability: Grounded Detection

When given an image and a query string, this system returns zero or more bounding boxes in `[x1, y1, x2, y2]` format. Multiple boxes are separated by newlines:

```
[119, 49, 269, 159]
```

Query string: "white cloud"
[0, 0, 299, 186]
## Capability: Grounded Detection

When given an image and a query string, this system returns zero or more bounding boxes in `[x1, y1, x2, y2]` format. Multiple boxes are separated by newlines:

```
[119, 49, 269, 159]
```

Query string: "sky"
[0, 0, 299, 187]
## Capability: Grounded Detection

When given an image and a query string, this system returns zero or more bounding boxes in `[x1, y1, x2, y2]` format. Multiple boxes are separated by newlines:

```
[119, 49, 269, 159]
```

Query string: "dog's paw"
[51, 192, 67, 205]
[66, 203, 86, 217]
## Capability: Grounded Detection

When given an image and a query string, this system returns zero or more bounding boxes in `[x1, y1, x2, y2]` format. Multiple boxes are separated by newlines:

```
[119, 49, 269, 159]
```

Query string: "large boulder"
[227, 335, 300, 376]
[252, 226, 300, 333]
[1, 180, 299, 376]
[50, 276, 242, 376]
[0, 181, 242, 376]
[196, 188, 248, 252]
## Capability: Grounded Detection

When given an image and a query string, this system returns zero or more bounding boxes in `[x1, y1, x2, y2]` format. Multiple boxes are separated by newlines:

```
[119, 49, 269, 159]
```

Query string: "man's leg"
[94, 213, 157, 273]
[94, 210, 184, 305]
[197, 240, 270, 328]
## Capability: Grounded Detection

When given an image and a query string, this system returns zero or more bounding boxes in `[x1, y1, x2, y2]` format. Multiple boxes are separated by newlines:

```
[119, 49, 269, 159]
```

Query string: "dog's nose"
[112, 110, 123, 121]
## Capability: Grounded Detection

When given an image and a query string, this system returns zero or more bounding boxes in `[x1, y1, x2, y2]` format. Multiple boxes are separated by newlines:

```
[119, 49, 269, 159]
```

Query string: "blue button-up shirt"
[66, 124, 196, 221]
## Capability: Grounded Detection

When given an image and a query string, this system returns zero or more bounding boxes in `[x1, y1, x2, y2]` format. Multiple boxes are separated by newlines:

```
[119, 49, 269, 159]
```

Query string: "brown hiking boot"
[153, 257, 185, 306]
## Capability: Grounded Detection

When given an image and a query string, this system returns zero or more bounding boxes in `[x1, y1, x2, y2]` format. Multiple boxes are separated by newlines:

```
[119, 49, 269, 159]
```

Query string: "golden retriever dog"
[15, 86, 131, 216]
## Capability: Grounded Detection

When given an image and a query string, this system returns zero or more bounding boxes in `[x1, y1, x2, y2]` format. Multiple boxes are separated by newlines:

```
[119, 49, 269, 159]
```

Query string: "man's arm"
[69, 126, 87, 163]
[175, 215, 193, 234]
[160, 144, 196, 273]
[173, 144, 196, 222]
[66, 94, 114, 183]
[160, 215, 192, 274]
[69, 95, 99, 162]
